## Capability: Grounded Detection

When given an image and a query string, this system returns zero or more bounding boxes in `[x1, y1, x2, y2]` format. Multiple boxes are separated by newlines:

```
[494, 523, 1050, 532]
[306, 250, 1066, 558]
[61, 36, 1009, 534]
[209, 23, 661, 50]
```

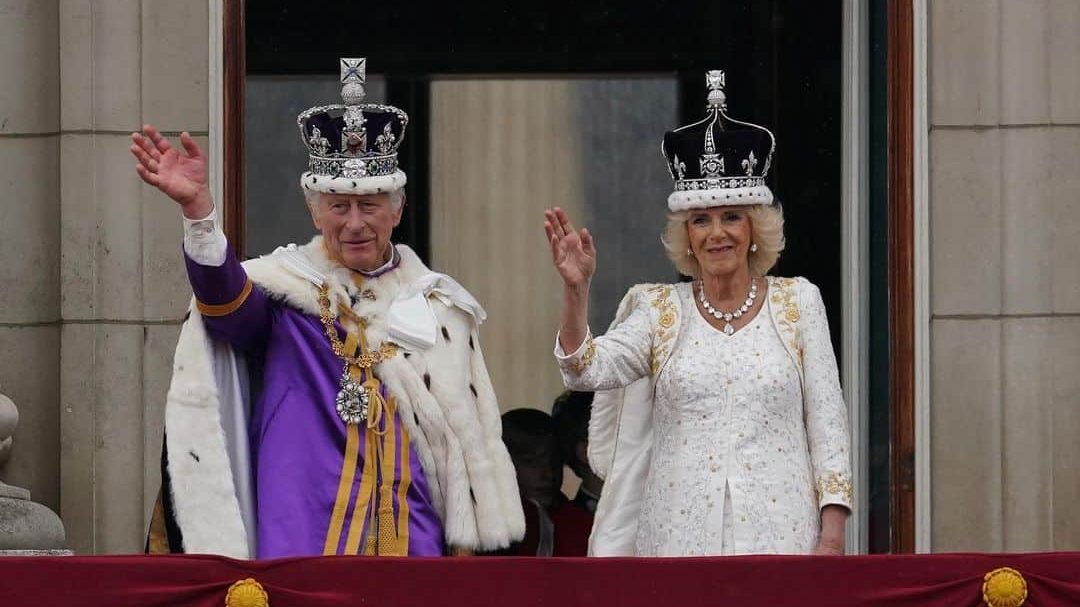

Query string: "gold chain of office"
[317, 284, 398, 368]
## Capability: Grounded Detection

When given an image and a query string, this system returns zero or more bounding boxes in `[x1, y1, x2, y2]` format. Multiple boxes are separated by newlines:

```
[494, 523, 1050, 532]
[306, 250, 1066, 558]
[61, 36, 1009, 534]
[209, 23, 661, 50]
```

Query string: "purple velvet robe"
[185, 248, 445, 558]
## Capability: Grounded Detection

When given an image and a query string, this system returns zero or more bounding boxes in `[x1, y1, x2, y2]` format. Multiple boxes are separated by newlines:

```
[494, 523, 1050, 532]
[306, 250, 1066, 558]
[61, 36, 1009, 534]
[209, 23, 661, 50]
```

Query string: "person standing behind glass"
[543, 71, 851, 557]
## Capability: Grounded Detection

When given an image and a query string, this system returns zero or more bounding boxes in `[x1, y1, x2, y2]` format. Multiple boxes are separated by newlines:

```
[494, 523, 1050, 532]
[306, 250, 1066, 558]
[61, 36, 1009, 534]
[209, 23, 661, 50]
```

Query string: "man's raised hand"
[131, 125, 213, 219]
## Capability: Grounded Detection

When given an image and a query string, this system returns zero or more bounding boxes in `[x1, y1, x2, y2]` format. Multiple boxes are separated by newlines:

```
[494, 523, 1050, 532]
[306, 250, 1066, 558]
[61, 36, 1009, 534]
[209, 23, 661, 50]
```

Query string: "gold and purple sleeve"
[184, 247, 272, 350]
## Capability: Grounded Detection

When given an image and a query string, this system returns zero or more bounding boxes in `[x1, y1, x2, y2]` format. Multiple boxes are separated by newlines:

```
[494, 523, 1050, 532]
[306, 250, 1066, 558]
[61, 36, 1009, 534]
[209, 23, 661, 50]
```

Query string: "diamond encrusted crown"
[661, 70, 776, 211]
[297, 58, 409, 195]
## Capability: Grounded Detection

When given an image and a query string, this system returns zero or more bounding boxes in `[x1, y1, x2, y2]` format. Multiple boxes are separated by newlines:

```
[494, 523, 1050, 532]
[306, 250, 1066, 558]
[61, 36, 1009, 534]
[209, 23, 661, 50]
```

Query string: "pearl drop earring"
[750, 243, 758, 253]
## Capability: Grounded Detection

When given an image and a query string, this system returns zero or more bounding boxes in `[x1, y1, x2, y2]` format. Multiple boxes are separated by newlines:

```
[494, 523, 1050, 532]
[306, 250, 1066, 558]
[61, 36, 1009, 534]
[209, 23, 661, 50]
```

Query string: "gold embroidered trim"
[816, 473, 854, 503]
[649, 285, 677, 375]
[567, 337, 597, 375]
[196, 278, 254, 317]
[769, 277, 803, 361]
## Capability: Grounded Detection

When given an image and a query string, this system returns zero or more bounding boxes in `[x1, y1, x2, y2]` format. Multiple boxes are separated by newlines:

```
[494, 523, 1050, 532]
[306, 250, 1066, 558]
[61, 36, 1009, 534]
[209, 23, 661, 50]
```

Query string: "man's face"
[507, 435, 563, 509]
[310, 192, 403, 272]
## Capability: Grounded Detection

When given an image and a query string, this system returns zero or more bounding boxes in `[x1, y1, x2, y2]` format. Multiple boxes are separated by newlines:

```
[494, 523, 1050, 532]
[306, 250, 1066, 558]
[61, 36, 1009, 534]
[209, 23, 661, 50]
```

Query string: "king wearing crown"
[131, 58, 524, 558]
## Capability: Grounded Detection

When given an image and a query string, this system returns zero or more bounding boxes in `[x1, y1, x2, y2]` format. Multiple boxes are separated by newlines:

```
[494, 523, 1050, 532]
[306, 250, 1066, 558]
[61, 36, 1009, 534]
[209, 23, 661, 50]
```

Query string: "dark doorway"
[244, 0, 844, 351]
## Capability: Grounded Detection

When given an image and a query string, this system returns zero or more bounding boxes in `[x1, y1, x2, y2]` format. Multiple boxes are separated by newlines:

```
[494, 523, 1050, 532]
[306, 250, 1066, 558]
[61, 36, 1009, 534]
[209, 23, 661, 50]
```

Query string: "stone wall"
[0, 0, 61, 520]
[56, 0, 209, 555]
[0, 1, 210, 554]
[928, 0, 1080, 551]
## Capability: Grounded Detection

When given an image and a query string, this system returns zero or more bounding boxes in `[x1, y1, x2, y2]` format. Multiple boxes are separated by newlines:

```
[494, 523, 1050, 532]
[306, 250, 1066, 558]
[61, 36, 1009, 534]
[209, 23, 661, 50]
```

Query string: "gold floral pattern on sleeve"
[566, 337, 597, 376]
[648, 285, 677, 375]
[815, 472, 854, 503]
[769, 277, 804, 363]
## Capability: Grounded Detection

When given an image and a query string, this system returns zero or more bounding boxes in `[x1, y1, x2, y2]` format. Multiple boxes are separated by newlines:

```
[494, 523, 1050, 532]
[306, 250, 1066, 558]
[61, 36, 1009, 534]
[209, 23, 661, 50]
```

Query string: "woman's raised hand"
[544, 207, 596, 288]
[130, 125, 213, 219]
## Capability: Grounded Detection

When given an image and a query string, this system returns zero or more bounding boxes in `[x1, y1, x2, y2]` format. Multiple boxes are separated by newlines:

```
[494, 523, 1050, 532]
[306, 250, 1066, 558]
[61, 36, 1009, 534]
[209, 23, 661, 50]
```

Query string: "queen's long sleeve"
[797, 279, 853, 511]
[554, 289, 655, 391]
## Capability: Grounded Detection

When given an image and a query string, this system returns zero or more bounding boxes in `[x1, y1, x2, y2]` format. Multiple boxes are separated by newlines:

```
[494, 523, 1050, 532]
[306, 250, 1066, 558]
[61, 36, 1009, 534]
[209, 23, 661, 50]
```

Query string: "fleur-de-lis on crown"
[742, 151, 758, 176]
[309, 126, 330, 156]
[374, 122, 397, 154]
[672, 154, 686, 180]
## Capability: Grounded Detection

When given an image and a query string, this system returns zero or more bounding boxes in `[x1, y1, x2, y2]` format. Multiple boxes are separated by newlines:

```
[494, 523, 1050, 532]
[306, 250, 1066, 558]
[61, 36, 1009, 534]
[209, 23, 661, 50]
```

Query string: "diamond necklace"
[697, 278, 758, 336]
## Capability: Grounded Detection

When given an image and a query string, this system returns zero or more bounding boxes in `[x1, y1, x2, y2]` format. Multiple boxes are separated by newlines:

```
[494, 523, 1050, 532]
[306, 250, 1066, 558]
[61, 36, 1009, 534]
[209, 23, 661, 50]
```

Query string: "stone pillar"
[929, 0, 1080, 551]
[0, 0, 61, 518]
[57, 0, 209, 554]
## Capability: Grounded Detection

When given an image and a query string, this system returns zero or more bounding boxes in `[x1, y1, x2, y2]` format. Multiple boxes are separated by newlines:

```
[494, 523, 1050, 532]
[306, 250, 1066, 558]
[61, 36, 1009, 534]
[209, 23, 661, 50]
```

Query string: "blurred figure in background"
[494, 408, 564, 556]
[550, 390, 602, 556]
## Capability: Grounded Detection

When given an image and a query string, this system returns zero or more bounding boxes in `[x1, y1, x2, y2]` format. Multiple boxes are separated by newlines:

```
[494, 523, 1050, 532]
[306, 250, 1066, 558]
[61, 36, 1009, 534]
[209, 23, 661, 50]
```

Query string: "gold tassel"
[345, 422, 378, 555]
[394, 407, 413, 556]
[363, 377, 387, 435]
[375, 397, 402, 555]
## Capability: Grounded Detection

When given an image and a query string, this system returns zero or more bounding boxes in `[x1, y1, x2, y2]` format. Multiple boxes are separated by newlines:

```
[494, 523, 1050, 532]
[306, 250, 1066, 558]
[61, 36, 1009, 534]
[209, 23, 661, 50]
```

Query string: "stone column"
[929, 0, 1080, 551]
[57, 0, 209, 554]
[0, 0, 61, 517]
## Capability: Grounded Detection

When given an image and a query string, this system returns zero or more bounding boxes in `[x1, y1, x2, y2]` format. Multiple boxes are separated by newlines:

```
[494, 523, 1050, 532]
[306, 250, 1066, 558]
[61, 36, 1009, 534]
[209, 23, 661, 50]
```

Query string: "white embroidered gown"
[556, 280, 852, 557]
[639, 286, 816, 555]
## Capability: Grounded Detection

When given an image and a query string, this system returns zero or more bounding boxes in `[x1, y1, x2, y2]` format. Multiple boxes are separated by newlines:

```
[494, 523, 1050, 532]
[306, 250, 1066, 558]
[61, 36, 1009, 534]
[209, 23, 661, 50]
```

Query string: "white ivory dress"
[556, 279, 852, 556]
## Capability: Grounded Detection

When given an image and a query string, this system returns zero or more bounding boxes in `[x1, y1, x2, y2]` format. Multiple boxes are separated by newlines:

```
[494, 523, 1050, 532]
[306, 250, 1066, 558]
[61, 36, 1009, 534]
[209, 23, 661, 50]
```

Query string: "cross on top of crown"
[340, 58, 366, 85]
[705, 70, 727, 109]
[706, 70, 726, 92]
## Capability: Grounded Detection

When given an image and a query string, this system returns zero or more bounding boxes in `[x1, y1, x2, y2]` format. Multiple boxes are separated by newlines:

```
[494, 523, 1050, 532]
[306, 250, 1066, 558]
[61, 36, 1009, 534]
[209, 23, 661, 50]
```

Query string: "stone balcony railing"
[0, 386, 67, 554]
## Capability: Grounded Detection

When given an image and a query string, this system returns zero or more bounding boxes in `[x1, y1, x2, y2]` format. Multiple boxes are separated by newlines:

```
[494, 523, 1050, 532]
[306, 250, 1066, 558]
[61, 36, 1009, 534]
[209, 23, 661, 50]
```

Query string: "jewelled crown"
[297, 58, 409, 196]
[661, 70, 776, 211]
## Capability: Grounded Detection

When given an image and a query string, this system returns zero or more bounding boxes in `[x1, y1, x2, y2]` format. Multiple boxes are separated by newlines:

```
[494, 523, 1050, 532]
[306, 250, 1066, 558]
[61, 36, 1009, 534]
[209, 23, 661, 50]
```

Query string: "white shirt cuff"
[554, 329, 593, 360]
[183, 206, 228, 267]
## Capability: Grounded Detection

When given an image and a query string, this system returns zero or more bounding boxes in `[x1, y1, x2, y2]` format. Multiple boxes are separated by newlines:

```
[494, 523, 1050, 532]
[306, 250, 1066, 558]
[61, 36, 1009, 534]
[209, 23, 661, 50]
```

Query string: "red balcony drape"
[3, 552, 1079, 607]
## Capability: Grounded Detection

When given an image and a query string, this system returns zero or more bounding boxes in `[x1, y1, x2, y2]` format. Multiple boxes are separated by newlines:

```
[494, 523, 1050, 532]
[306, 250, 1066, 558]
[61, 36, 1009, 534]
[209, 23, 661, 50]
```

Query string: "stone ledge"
[0, 494, 66, 550]
[0, 549, 73, 556]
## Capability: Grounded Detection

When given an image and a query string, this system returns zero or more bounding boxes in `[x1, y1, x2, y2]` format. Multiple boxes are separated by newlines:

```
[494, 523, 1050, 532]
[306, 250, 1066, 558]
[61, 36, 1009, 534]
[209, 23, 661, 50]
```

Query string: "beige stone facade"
[0, 1, 209, 554]
[928, 0, 1080, 551]
[0, 1, 1078, 554]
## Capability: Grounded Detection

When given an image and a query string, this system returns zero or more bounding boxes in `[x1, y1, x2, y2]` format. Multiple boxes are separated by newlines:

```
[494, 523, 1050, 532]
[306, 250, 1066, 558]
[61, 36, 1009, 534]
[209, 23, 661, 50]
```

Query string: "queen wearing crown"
[131, 58, 523, 558]
[545, 71, 852, 556]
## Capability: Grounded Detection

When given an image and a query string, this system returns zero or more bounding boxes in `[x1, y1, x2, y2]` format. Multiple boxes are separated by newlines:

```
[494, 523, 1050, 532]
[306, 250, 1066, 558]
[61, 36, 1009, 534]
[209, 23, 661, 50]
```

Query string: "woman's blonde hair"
[661, 204, 785, 278]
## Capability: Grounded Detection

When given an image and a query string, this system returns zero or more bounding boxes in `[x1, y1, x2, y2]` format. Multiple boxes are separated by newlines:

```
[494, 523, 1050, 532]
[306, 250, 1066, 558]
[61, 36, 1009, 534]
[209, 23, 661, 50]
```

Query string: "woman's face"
[686, 206, 753, 278]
